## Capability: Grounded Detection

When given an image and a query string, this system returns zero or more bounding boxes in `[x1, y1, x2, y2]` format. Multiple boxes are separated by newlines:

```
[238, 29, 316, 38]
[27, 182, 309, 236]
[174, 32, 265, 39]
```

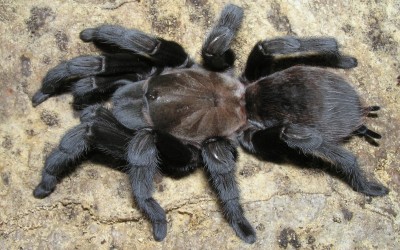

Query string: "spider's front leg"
[80, 25, 191, 68]
[33, 25, 192, 108]
[32, 53, 154, 108]
[242, 37, 358, 82]
[201, 138, 256, 244]
[127, 129, 167, 241]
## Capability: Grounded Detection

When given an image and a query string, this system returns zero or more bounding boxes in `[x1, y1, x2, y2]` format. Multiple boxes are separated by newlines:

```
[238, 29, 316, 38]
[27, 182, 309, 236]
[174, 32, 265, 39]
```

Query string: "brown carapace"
[145, 68, 246, 144]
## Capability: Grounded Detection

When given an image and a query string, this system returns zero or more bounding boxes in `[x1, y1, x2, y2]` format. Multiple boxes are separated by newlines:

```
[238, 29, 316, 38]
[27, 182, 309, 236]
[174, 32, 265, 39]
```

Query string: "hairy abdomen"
[249, 66, 364, 142]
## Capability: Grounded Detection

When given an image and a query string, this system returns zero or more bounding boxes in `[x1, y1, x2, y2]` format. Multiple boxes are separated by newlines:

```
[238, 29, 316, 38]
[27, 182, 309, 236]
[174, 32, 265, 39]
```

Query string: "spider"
[32, 4, 388, 244]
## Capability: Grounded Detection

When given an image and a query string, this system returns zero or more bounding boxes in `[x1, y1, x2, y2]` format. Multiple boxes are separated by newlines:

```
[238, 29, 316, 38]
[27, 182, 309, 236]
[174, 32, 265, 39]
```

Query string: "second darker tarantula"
[32, 4, 388, 243]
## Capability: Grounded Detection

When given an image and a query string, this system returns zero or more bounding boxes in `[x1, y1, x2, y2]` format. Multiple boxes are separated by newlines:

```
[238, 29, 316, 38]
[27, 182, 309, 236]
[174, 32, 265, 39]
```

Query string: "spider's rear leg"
[80, 25, 192, 68]
[238, 126, 294, 163]
[202, 138, 256, 244]
[313, 142, 389, 196]
[242, 37, 358, 82]
[240, 124, 388, 197]
[201, 4, 243, 71]
[32, 53, 155, 107]
[278, 125, 388, 196]
[33, 106, 134, 198]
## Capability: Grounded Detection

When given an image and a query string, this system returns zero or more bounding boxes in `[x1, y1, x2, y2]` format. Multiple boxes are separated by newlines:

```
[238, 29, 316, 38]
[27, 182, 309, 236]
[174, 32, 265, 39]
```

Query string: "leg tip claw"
[153, 222, 167, 242]
[338, 56, 358, 68]
[232, 220, 257, 244]
[80, 28, 96, 42]
[358, 181, 389, 197]
[32, 91, 50, 107]
[33, 184, 53, 199]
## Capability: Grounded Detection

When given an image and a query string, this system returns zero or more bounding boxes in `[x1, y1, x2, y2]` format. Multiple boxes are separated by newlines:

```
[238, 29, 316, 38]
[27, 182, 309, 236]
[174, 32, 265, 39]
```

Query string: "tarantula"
[32, 4, 388, 243]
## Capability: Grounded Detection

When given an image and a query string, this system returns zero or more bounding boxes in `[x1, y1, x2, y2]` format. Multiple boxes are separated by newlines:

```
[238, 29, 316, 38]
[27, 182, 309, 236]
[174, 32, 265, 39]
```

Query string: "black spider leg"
[32, 53, 156, 107]
[127, 128, 167, 241]
[72, 73, 146, 110]
[33, 106, 134, 198]
[314, 142, 389, 196]
[238, 126, 292, 163]
[156, 132, 199, 178]
[353, 106, 382, 145]
[80, 25, 192, 68]
[279, 124, 389, 197]
[202, 138, 256, 244]
[201, 4, 243, 71]
[33, 124, 89, 198]
[242, 37, 358, 82]
[239, 124, 389, 197]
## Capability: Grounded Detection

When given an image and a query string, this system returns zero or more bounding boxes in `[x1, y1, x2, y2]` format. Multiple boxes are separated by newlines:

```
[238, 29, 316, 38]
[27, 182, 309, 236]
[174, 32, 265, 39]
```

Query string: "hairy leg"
[238, 126, 290, 163]
[201, 4, 243, 71]
[275, 124, 388, 196]
[33, 23, 193, 107]
[202, 138, 256, 244]
[312, 143, 388, 196]
[242, 37, 357, 82]
[32, 53, 155, 107]
[127, 129, 167, 241]
[33, 124, 89, 198]
[80, 25, 192, 67]
[239, 124, 388, 197]
[156, 131, 199, 178]
[33, 106, 135, 198]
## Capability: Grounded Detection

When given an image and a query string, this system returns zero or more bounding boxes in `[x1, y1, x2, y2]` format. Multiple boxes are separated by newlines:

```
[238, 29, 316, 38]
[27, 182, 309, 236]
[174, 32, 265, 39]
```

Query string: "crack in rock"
[1, 191, 397, 238]
[100, 1, 137, 10]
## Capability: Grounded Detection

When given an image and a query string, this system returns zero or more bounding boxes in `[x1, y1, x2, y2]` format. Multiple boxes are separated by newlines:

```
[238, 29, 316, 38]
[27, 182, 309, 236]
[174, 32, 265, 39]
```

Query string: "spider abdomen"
[246, 66, 365, 141]
[144, 68, 247, 144]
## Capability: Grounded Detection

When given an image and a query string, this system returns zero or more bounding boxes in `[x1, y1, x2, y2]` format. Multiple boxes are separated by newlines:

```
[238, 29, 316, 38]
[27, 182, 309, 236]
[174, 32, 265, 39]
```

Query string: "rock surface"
[0, 0, 399, 249]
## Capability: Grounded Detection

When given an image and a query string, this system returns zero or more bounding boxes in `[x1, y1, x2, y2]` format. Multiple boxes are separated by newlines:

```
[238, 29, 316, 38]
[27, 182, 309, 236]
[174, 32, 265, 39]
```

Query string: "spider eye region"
[146, 90, 158, 101]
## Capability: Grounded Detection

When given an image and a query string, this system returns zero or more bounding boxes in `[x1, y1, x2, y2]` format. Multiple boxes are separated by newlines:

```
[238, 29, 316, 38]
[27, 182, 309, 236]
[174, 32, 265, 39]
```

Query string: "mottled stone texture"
[0, 0, 399, 249]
